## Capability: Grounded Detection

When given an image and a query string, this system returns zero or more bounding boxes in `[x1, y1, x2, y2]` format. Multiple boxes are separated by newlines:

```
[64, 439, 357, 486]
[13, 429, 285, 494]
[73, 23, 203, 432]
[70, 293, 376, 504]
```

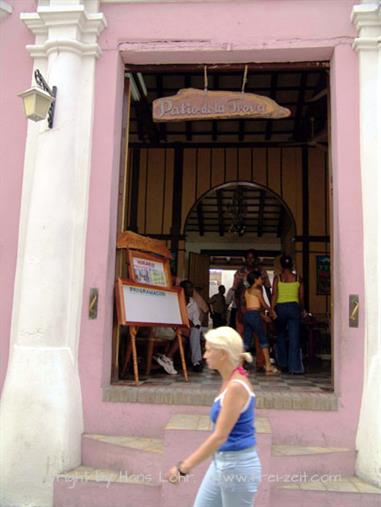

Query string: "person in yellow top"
[244, 270, 279, 375]
[271, 255, 305, 374]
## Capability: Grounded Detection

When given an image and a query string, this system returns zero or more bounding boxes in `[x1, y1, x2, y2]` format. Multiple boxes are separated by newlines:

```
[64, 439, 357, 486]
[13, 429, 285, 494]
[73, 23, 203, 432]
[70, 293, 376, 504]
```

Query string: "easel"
[123, 326, 188, 385]
[115, 231, 189, 385]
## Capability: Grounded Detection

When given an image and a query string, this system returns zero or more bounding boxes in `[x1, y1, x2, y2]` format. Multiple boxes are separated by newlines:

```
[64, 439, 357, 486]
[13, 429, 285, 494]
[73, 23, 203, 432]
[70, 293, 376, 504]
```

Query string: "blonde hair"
[205, 326, 253, 367]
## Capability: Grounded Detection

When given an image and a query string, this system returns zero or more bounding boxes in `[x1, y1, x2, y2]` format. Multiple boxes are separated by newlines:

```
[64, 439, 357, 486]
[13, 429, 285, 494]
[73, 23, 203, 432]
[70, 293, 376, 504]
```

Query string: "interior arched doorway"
[183, 180, 331, 376]
[183, 180, 297, 304]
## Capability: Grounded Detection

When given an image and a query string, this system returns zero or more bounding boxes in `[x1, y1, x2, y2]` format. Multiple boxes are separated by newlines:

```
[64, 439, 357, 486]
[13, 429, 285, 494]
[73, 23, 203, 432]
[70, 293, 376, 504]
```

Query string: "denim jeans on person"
[193, 447, 261, 507]
[243, 310, 269, 352]
[275, 302, 304, 373]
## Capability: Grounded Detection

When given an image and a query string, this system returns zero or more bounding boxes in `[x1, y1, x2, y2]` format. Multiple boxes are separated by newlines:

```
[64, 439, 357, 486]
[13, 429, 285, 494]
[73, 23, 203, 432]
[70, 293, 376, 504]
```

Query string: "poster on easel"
[115, 231, 189, 384]
[116, 279, 189, 328]
[128, 250, 170, 287]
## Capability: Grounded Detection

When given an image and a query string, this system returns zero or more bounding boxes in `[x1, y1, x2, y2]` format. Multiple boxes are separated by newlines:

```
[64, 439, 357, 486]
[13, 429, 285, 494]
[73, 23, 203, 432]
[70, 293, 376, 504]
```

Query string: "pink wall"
[330, 44, 363, 400]
[78, 0, 363, 447]
[0, 0, 362, 446]
[0, 1, 34, 391]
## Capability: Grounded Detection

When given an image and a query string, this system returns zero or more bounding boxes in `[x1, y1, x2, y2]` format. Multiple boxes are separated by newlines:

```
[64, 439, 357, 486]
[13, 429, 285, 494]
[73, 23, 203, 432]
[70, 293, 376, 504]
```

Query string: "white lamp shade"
[18, 86, 54, 122]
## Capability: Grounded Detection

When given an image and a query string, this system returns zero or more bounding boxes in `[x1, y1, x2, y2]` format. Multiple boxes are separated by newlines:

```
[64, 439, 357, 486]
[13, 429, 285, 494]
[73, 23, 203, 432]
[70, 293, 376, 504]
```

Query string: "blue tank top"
[210, 379, 256, 452]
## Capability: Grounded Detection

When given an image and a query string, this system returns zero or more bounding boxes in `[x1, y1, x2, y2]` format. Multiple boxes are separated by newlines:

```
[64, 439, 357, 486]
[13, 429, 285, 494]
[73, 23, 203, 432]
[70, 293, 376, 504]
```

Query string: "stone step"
[54, 465, 161, 507]
[82, 433, 163, 477]
[270, 475, 381, 507]
[104, 384, 338, 411]
[270, 444, 356, 475]
[161, 414, 273, 507]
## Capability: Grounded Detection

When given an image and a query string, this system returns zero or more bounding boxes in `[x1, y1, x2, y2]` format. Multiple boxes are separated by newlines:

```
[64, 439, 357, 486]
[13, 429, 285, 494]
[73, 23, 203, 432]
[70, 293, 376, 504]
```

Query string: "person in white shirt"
[180, 280, 203, 372]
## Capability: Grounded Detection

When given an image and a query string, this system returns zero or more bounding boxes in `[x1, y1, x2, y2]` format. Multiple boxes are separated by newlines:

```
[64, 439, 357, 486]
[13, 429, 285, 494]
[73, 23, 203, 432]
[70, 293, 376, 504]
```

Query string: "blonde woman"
[166, 327, 262, 507]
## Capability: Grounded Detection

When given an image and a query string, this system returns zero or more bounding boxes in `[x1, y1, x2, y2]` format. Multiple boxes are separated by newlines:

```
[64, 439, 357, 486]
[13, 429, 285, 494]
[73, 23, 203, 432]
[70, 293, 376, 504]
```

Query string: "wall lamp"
[18, 70, 57, 128]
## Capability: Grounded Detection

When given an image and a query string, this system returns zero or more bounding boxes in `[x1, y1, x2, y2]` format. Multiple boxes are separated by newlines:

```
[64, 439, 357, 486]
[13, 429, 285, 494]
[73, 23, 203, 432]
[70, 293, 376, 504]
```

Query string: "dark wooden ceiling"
[185, 184, 291, 238]
[126, 63, 328, 145]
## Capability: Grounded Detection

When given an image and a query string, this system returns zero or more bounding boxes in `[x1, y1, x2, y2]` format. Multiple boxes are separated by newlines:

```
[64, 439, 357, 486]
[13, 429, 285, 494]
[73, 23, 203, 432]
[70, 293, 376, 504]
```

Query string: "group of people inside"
[154, 249, 305, 377]
[232, 249, 305, 375]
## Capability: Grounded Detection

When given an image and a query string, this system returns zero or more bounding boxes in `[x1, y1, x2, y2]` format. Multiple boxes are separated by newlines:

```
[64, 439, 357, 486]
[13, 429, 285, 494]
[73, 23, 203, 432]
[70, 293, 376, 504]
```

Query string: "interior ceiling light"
[136, 73, 147, 97]
[126, 73, 140, 101]
[226, 188, 247, 237]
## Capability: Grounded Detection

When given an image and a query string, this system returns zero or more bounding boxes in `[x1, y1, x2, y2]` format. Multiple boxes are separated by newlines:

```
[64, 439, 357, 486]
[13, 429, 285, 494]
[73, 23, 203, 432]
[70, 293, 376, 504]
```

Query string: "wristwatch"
[177, 461, 187, 476]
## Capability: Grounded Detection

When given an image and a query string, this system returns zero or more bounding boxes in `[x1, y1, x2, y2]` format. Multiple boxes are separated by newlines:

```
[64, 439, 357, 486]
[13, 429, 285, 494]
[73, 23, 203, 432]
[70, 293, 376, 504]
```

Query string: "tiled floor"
[120, 362, 333, 394]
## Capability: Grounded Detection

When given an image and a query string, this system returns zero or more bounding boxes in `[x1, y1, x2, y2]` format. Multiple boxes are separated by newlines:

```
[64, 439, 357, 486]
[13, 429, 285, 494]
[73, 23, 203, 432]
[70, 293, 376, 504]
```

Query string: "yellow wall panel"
[326, 159, 331, 236]
[309, 148, 326, 236]
[252, 148, 267, 187]
[294, 250, 303, 277]
[238, 148, 252, 182]
[310, 242, 330, 253]
[128, 143, 330, 316]
[182, 148, 197, 230]
[225, 148, 239, 181]
[197, 148, 211, 199]
[293, 149, 303, 235]
[268, 147, 281, 196]
[163, 149, 174, 234]
[126, 148, 133, 228]
[211, 148, 226, 188]
[137, 148, 148, 233]
[145, 149, 165, 234]
[282, 148, 300, 233]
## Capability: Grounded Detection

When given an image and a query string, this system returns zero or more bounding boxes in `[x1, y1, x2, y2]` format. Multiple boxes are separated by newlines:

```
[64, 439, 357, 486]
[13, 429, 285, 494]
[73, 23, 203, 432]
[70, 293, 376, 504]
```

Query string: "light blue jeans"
[193, 447, 261, 507]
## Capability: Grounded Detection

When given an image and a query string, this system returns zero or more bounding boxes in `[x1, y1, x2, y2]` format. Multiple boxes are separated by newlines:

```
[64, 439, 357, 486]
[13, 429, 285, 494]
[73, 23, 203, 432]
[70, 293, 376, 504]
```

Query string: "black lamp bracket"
[34, 69, 57, 129]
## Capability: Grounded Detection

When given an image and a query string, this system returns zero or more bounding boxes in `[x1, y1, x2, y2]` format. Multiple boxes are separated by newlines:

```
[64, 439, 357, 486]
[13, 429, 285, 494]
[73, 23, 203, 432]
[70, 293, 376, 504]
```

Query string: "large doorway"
[115, 63, 332, 388]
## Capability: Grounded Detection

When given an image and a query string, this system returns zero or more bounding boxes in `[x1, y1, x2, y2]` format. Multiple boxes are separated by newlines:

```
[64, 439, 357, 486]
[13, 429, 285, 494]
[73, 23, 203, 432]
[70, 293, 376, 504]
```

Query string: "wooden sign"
[153, 88, 291, 122]
[115, 279, 189, 328]
[128, 250, 171, 288]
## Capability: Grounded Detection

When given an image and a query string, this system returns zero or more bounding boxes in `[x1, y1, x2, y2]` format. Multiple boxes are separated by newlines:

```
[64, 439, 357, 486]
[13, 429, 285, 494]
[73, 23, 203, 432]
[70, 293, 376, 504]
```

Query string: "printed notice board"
[316, 255, 330, 295]
[128, 250, 171, 288]
[116, 279, 189, 327]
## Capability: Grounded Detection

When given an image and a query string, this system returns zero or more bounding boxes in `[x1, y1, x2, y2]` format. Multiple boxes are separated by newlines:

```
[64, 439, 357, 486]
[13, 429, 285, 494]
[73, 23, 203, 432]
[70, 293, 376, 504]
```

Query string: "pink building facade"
[0, 1, 380, 506]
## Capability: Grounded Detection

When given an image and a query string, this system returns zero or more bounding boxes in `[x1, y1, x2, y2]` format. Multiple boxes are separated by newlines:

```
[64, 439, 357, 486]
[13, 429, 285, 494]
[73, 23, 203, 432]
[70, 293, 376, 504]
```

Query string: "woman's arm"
[298, 277, 305, 311]
[261, 269, 272, 302]
[271, 276, 279, 311]
[258, 290, 271, 312]
[166, 383, 248, 481]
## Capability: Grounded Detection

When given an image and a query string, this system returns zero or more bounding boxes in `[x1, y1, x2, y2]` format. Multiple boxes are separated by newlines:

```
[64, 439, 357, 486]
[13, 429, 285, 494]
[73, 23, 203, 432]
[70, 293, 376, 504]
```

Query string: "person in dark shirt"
[209, 285, 228, 328]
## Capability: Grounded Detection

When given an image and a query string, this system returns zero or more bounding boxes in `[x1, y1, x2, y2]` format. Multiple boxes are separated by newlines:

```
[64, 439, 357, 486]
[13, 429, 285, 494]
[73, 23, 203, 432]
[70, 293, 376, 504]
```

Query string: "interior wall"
[126, 145, 330, 314]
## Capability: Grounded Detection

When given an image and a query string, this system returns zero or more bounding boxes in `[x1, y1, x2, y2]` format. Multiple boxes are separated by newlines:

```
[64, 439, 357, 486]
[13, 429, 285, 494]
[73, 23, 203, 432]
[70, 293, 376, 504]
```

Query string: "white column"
[352, 1, 381, 488]
[0, 1, 106, 506]
[0, 1, 12, 19]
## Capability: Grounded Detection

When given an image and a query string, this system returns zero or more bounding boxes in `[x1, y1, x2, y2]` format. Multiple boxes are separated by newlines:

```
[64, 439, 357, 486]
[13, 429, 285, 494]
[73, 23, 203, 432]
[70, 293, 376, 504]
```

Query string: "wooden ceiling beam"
[132, 73, 160, 143]
[265, 73, 278, 141]
[132, 103, 145, 141]
[239, 120, 245, 142]
[156, 74, 167, 142]
[212, 75, 219, 141]
[293, 71, 308, 140]
[130, 129, 293, 136]
[145, 86, 324, 95]
[125, 62, 329, 74]
[216, 189, 225, 236]
[257, 190, 266, 237]
[197, 202, 205, 236]
[277, 207, 286, 237]
[185, 75, 193, 141]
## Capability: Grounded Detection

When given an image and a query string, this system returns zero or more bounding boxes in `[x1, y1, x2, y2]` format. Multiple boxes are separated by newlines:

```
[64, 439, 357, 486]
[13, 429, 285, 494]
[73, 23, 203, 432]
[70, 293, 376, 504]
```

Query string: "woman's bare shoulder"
[229, 375, 254, 392]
